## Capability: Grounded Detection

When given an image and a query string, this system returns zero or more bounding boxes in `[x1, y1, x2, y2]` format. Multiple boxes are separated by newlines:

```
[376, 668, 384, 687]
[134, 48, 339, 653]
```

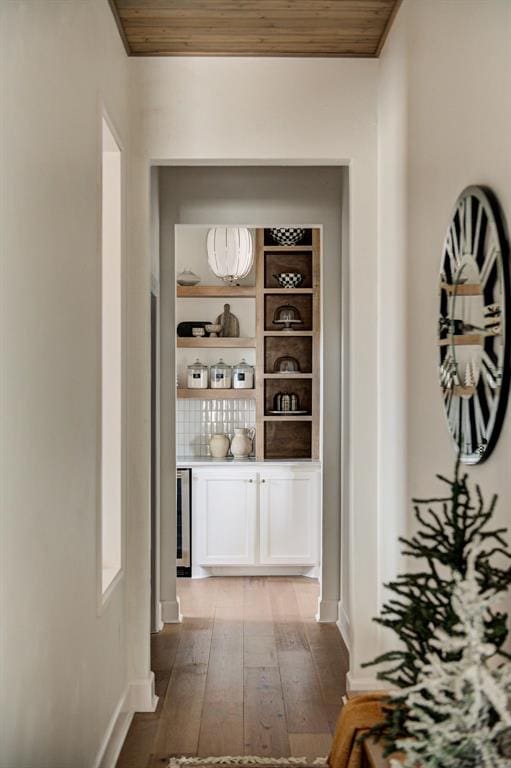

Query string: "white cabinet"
[192, 465, 320, 573]
[194, 469, 257, 565]
[259, 469, 319, 566]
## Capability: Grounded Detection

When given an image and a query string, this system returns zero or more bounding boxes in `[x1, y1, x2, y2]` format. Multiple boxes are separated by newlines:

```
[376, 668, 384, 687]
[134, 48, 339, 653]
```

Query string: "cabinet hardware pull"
[261, 479, 266, 483]
[248, 479, 253, 483]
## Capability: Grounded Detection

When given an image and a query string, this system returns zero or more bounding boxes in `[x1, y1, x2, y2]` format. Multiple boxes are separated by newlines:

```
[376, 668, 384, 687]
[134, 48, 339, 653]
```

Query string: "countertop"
[177, 456, 322, 468]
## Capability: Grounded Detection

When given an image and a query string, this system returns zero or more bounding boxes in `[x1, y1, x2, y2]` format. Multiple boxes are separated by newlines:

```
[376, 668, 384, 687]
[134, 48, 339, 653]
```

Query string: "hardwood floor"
[116, 577, 348, 768]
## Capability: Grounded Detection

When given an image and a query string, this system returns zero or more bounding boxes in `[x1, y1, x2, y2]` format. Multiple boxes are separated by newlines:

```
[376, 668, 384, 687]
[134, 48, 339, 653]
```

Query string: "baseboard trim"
[336, 602, 352, 653]
[161, 598, 182, 623]
[155, 601, 164, 632]
[316, 598, 339, 623]
[207, 566, 315, 576]
[93, 673, 158, 768]
[130, 671, 159, 711]
[92, 685, 132, 768]
[346, 671, 383, 692]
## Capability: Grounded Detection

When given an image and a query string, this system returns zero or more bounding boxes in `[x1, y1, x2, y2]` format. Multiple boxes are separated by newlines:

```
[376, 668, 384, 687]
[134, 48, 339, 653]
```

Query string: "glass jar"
[210, 358, 232, 389]
[232, 358, 254, 389]
[187, 358, 208, 389]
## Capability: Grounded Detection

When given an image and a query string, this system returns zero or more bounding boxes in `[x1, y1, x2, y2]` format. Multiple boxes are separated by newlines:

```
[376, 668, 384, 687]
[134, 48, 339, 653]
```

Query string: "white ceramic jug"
[209, 433, 230, 458]
[231, 428, 255, 459]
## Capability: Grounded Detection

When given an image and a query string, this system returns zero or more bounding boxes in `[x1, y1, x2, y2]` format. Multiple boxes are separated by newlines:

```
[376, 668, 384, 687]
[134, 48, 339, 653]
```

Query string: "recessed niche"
[264, 378, 312, 415]
[264, 293, 313, 331]
[264, 252, 313, 289]
[264, 421, 312, 460]
[264, 335, 312, 374]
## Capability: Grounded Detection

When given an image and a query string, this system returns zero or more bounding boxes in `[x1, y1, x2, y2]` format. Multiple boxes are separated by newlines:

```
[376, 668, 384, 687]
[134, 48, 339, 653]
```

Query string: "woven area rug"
[168, 757, 328, 768]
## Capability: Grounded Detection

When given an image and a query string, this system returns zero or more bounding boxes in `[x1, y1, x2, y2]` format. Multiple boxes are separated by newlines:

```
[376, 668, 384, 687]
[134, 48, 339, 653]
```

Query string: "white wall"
[379, 0, 511, 638]
[0, 1, 142, 765]
[131, 56, 381, 680]
[375, 0, 410, 657]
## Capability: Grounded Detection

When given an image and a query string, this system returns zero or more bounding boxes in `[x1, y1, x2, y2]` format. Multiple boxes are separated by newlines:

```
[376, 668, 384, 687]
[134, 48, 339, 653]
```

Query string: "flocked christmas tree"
[389, 542, 511, 768]
[363, 460, 511, 754]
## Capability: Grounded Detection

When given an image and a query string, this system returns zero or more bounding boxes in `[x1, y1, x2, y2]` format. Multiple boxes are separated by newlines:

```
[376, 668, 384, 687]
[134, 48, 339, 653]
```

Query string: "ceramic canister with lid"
[187, 358, 208, 388]
[232, 358, 254, 389]
[210, 358, 232, 389]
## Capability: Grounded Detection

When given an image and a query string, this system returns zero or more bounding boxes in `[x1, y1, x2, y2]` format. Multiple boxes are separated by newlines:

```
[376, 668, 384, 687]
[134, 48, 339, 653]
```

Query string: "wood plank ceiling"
[109, 0, 402, 58]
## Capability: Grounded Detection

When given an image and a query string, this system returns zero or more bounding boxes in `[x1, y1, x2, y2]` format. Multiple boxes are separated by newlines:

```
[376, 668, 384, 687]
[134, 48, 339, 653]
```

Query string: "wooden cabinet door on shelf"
[194, 468, 257, 566]
[259, 468, 320, 566]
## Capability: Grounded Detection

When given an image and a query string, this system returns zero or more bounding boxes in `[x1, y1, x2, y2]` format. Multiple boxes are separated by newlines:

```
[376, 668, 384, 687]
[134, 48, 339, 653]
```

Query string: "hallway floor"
[117, 577, 348, 768]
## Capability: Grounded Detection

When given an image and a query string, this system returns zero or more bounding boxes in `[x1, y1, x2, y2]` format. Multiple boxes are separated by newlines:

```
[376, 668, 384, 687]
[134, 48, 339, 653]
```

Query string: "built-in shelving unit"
[256, 228, 320, 460]
[176, 227, 321, 460]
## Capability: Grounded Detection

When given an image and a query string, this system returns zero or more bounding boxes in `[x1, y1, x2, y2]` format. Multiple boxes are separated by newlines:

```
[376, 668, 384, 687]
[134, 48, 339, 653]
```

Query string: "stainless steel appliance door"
[177, 468, 191, 572]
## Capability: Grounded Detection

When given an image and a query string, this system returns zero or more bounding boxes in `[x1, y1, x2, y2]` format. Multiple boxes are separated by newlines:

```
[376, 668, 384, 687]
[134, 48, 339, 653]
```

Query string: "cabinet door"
[195, 470, 257, 566]
[259, 470, 320, 565]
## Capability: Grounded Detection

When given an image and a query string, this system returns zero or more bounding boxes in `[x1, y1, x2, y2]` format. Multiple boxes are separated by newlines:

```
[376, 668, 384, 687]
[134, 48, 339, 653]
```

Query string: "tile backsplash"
[176, 398, 256, 457]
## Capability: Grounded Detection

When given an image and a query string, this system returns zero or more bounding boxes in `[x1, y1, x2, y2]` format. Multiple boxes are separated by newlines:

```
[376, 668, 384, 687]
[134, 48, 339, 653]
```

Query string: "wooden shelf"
[177, 285, 256, 298]
[263, 245, 313, 252]
[438, 334, 483, 347]
[177, 337, 256, 348]
[263, 330, 314, 337]
[263, 373, 313, 379]
[177, 388, 255, 399]
[263, 288, 314, 295]
[440, 282, 481, 296]
[264, 415, 312, 422]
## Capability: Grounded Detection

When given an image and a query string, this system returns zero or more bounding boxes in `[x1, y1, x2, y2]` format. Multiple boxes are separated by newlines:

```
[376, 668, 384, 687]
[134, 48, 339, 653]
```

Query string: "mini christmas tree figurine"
[390, 543, 511, 768]
[363, 461, 511, 753]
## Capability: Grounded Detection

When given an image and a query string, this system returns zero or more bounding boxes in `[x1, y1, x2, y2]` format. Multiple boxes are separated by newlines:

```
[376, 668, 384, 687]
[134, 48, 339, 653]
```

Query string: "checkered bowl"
[273, 272, 304, 288]
[270, 228, 306, 246]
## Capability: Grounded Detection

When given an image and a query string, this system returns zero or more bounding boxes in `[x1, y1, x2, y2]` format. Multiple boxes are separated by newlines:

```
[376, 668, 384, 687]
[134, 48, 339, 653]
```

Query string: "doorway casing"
[149, 161, 350, 638]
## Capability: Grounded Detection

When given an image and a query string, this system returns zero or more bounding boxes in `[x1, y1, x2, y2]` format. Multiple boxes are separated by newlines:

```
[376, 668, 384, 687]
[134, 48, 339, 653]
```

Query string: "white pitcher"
[230, 428, 255, 459]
